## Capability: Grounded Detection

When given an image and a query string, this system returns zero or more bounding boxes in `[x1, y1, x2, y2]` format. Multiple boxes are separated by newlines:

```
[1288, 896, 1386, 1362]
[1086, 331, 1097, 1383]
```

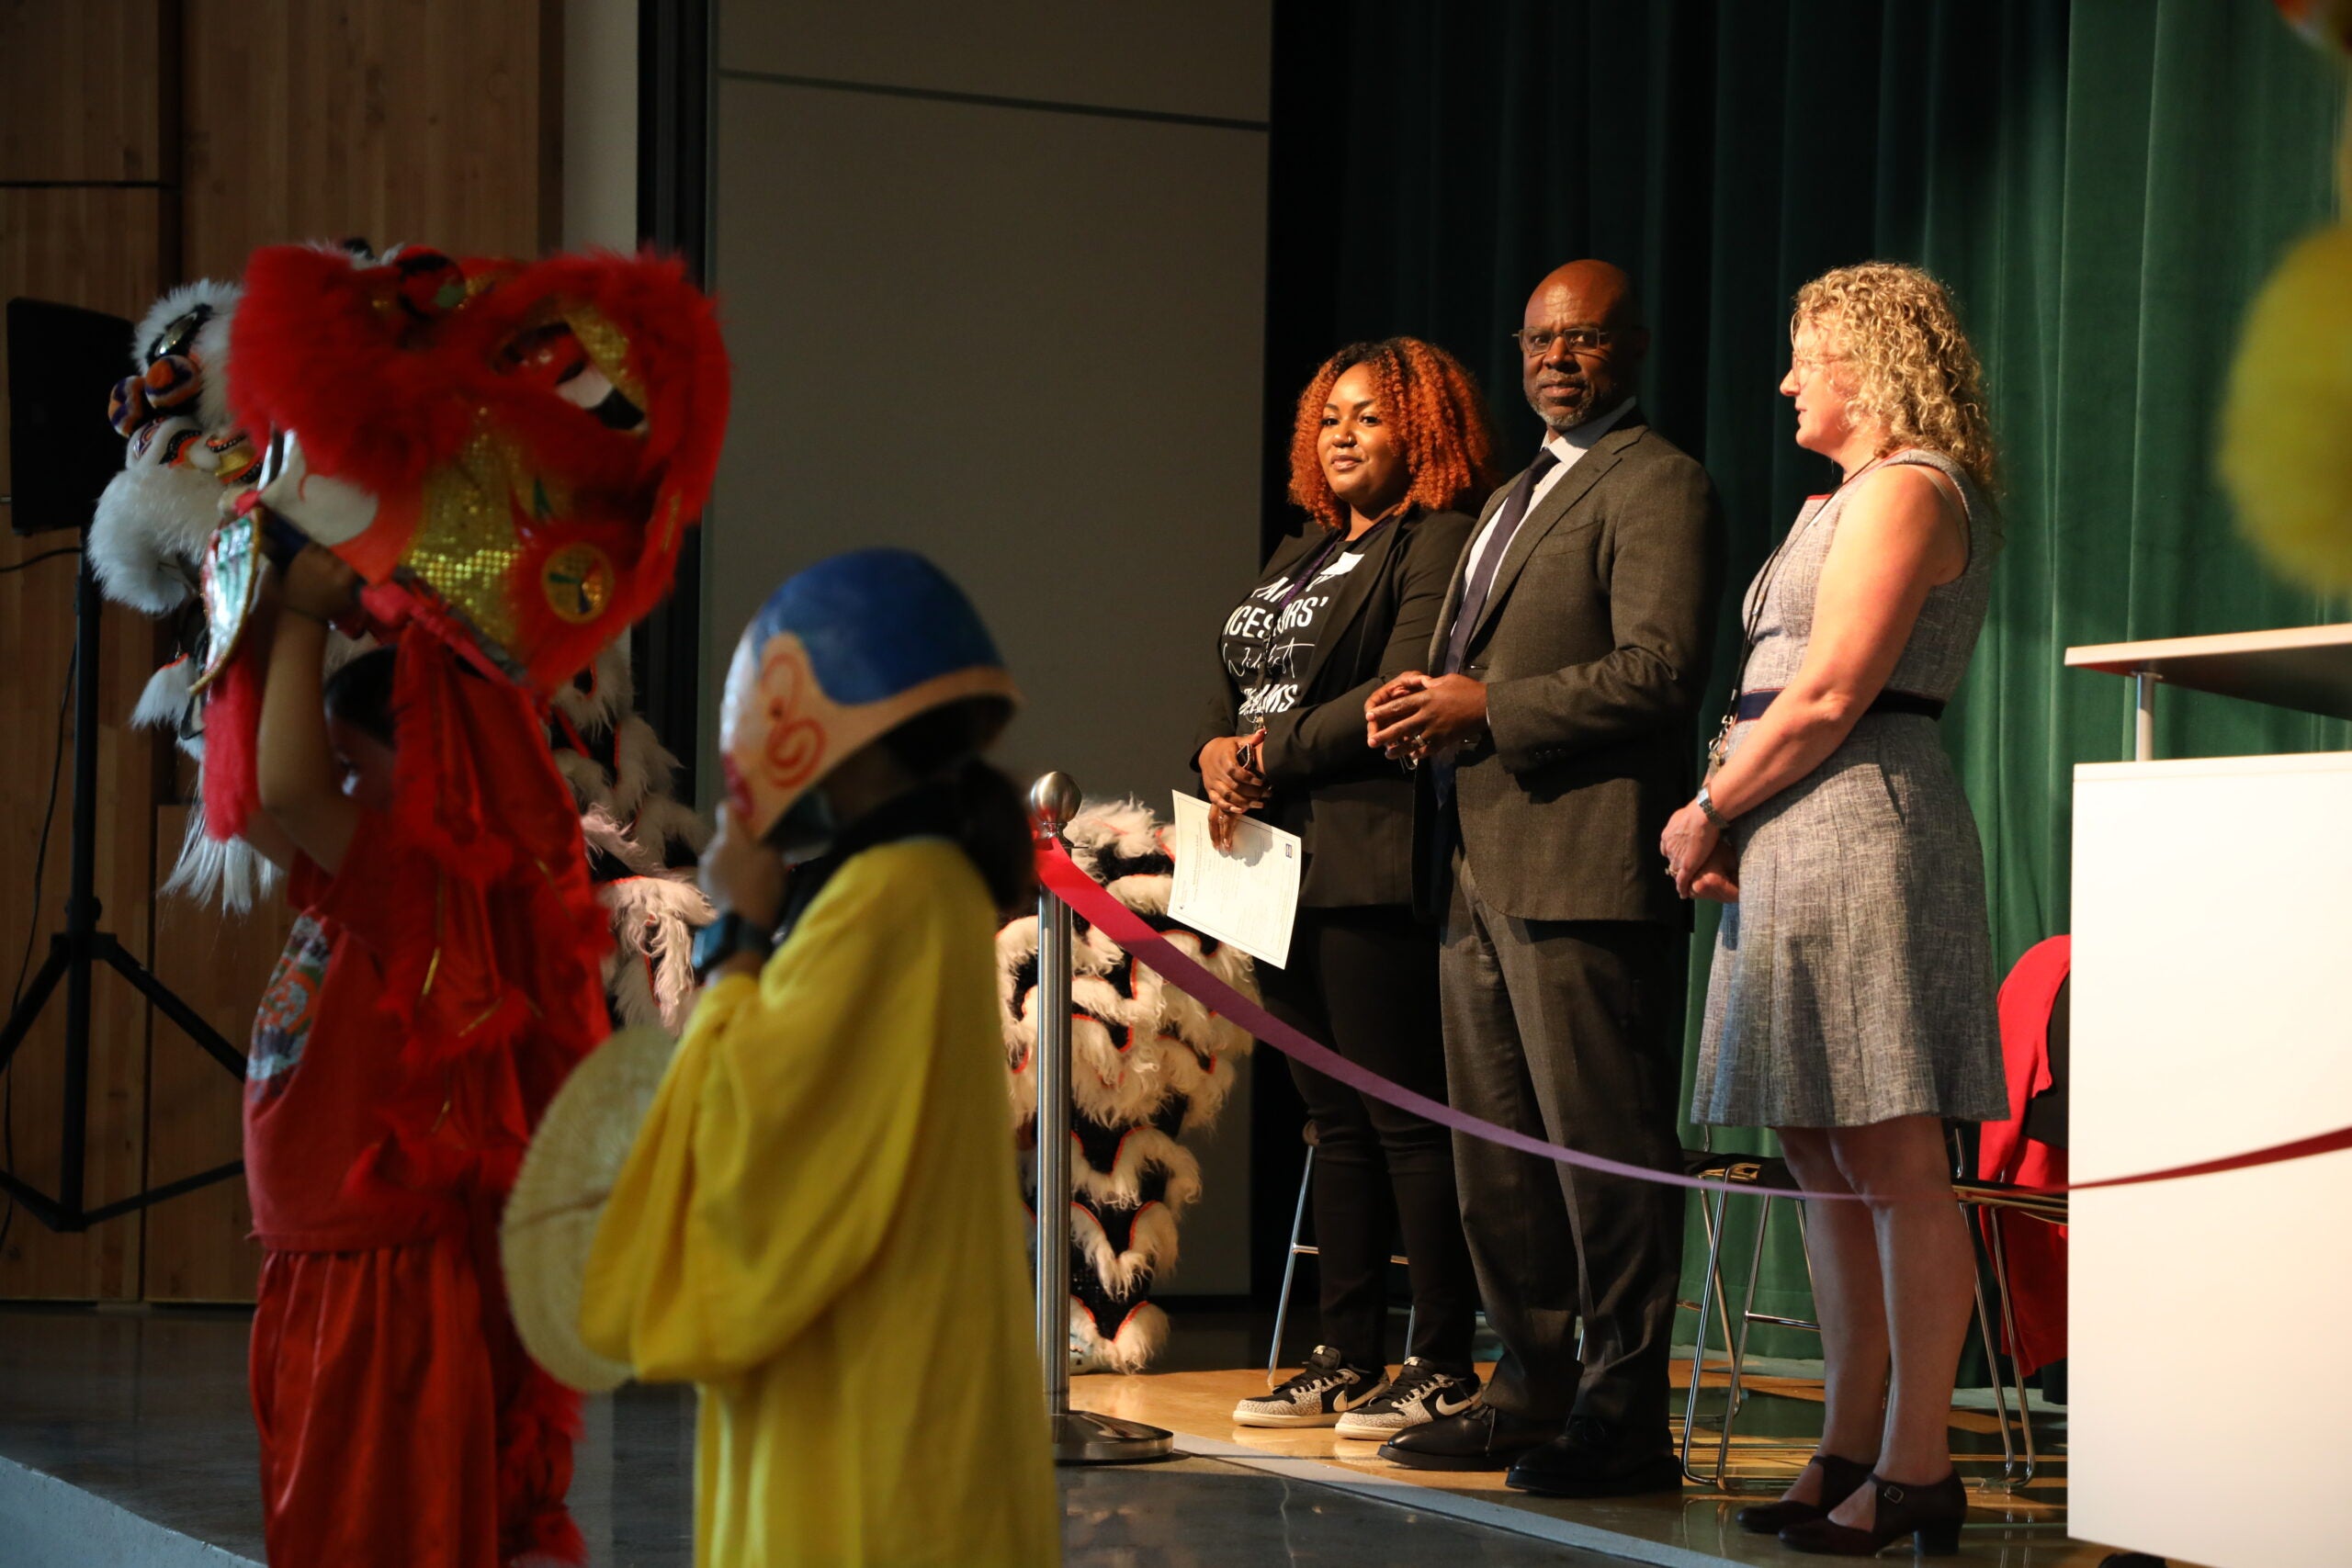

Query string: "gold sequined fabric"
[406, 420, 527, 653]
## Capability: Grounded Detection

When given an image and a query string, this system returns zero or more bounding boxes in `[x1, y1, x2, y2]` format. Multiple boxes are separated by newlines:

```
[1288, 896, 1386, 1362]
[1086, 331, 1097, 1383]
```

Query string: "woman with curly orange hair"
[1193, 337, 1498, 1435]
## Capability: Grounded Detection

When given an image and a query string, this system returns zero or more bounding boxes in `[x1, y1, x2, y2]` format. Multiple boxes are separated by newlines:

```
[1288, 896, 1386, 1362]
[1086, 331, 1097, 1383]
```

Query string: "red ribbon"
[1035, 843, 2352, 1201]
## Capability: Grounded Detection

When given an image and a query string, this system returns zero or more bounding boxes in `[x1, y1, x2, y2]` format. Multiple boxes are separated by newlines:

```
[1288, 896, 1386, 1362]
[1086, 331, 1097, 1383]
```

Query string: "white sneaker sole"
[1231, 1407, 1351, 1428]
[1332, 1415, 1411, 1439]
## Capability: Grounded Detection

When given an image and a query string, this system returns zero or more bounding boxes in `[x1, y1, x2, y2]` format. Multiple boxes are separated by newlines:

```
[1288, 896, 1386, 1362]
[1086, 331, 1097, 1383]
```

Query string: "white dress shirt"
[1460, 399, 1636, 587]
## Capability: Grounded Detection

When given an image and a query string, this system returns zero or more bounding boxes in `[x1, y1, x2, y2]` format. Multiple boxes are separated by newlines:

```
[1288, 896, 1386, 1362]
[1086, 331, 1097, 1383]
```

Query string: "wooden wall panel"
[3, 0, 561, 1300]
[0, 0, 164, 183]
[182, 0, 560, 279]
[0, 193, 165, 1301]
[141, 807, 277, 1303]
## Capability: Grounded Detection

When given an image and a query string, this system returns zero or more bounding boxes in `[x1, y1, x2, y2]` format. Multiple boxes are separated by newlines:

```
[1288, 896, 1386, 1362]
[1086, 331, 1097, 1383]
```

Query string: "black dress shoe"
[1377, 1402, 1555, 1471]
[1780, 1470, 1967, 1556]
[1505, 1416, 1684, 1497]
[1734, 1452, 1874, 1534]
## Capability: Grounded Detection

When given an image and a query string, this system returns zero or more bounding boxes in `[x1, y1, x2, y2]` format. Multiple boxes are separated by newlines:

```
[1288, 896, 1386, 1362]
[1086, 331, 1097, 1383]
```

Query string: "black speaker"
[6, 297, 132, 537]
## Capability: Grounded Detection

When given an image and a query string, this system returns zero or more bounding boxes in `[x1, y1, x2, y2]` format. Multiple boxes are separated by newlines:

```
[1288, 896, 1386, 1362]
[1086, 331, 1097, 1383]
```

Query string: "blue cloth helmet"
[718, 548, 1019, 841]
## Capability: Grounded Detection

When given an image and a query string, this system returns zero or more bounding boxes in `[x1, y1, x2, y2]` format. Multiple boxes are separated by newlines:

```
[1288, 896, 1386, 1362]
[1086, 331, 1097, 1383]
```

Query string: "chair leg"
[1681, 1187, 1734, 1484]
[1268, 1146, 1314, 1387]
[1983, 1206, 2038, 1487]
[1962, 1201, 2019, 1485]
[1719, 1191, 1777, 1483]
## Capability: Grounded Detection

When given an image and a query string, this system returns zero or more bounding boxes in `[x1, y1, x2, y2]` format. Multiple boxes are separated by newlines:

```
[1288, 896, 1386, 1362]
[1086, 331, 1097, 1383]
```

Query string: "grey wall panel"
[705, 76, 1266, 818]
[719, 1, 1270, 124]
[561, 0, 639, 253]
[704, 0, 1273, 1300]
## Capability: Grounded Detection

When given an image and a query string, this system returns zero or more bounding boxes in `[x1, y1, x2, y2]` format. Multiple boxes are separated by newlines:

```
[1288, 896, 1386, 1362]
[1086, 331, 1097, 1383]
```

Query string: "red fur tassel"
[198, 650, 263, 842]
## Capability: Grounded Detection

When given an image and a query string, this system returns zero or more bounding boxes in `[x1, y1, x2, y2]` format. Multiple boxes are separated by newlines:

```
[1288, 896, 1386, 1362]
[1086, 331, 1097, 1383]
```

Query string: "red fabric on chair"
[1978, 935, 2071, 1378]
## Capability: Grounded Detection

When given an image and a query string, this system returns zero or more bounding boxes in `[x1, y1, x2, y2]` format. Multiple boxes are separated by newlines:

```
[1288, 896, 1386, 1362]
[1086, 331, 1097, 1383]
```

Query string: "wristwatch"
[692, 909, 777, 984]
[1696, 783, 1728, 829]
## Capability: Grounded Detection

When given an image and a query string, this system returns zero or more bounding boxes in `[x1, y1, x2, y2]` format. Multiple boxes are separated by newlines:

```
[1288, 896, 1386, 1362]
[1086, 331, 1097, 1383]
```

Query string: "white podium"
[2065, 627, 2352, 1568]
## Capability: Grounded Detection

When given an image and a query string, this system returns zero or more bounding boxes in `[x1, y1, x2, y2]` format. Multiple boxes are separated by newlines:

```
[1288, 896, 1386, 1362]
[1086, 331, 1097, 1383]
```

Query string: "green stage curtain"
[1268, 0, 2347, 1351]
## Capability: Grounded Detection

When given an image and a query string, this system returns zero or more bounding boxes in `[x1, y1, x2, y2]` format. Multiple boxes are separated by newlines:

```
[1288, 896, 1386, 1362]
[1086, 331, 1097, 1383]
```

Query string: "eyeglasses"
[1511, 325, 1614, 357]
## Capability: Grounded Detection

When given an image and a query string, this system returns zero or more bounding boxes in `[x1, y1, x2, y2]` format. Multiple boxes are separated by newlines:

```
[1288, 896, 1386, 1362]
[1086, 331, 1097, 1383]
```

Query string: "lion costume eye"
[501, 321, 650, 434]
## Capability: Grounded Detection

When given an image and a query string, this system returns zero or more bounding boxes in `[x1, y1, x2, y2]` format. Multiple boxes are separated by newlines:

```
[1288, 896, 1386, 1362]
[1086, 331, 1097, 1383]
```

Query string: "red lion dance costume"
[200, 243, 727, 1567]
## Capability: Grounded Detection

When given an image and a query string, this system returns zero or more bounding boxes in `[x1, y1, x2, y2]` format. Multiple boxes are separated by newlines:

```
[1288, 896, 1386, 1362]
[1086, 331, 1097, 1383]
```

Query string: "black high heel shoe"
[1733, 1451, 1874, 1534]
[1780, 1470, 1967, 1556]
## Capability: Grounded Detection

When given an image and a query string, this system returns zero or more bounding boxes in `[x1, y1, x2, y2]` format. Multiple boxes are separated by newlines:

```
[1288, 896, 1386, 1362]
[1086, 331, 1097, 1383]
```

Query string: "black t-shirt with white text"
[1219, 522, 1387, 724]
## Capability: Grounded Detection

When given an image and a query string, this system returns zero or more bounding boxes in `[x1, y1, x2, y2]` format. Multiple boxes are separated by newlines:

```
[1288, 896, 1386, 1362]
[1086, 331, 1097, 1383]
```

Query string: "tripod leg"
[100, 936, 248, 1080]
[80, 1159, 246, 1226]
[0, 1168, 68, 1230]
[0, 936, 73, 1071]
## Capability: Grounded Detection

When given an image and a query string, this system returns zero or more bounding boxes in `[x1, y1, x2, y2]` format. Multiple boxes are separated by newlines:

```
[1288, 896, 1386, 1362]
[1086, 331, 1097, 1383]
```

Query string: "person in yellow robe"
[572, 549, 1059, 1566]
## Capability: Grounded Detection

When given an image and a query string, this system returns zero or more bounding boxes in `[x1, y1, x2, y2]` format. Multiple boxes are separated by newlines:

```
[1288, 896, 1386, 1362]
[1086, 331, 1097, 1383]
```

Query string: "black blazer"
[1193, 508, 1475, 908]
[1419, 409, 1724, 926]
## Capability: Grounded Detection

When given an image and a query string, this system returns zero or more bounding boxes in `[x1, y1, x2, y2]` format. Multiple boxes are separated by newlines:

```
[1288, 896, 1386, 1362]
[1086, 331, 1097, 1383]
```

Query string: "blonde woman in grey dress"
[1657, 263, 2004, 1557]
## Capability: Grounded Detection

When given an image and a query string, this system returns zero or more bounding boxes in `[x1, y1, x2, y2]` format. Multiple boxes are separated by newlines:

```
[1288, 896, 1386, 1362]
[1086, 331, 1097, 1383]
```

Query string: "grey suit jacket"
[1425, 408, 1724, 926]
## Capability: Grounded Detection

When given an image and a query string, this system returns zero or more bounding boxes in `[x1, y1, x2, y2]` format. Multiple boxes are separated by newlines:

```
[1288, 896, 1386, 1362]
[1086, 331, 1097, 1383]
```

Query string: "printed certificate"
[1167, 791, 1302, 969]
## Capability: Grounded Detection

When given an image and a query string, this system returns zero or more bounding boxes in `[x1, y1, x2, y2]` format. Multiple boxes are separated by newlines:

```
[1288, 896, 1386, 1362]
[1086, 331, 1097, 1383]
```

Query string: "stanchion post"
[2133, 670, 2157, 761]
[1029, 772, 1172, 1465]
[1031, 772, 1079, 1416]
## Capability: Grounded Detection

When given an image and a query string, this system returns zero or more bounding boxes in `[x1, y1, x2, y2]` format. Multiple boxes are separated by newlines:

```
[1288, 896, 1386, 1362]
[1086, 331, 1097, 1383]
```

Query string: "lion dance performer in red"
[191, 241, 728, 1567]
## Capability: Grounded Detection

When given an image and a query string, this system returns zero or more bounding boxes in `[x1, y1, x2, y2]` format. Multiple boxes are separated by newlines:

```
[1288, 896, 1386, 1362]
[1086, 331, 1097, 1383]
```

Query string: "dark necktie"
[1442, 446, 1560, 675]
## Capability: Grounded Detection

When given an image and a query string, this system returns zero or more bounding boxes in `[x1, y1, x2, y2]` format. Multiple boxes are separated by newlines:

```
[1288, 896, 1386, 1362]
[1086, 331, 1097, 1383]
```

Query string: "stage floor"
[1071, 1363, 2119, 1568]
[0, 1303, 2153, 1567]
[0, 1306, 1629, 1566]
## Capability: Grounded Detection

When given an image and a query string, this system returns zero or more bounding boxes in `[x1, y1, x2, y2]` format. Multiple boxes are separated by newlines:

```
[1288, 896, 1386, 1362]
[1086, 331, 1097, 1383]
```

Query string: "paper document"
[1167, 792, 1301, 969]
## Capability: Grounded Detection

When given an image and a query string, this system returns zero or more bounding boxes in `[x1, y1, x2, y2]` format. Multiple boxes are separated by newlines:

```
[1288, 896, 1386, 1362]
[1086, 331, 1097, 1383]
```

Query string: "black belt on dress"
[1733, 687, 1946, 722]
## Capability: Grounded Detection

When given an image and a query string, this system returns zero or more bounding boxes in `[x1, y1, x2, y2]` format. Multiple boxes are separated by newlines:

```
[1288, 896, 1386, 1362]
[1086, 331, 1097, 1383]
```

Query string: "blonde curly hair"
[1792, 263, 1997, 493]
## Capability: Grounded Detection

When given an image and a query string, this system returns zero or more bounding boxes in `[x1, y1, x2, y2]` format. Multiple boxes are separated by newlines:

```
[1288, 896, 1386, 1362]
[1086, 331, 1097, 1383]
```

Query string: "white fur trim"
[1066, 1012, 1176, 1128]
[88, 464, 216, 613]
[1068, 1297, 1170, 1375]
[553, 749, 615, 814]
[1134, 952, 1254, 1060]
[595, 865, 712, 1035]
[159, 802, 281, 914]
[1067, 1126, 1203, 1213]
[606, 714, 671, 812]
[630, 786, 708, 856]
[131, 660, 197, 735]
[1069, 1200, 1180, 1297]
[550, 642, 635, 733]
[580, 807, 663, 876]
[1062, 798, 1165, 882]
[604, 945, 666, 1032]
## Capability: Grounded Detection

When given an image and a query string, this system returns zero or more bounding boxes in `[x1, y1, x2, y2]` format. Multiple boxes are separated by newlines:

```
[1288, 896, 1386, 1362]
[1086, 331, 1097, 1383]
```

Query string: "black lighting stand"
[0, 538, 247, 1232]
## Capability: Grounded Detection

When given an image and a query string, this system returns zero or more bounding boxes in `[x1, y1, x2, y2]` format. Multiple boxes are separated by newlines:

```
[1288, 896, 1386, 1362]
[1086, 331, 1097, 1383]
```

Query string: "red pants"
[251, 1229, 580, 1567]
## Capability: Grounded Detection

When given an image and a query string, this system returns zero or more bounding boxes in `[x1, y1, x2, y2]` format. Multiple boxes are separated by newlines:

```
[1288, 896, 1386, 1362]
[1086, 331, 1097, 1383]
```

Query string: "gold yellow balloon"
[2222, 222, 2352, 588]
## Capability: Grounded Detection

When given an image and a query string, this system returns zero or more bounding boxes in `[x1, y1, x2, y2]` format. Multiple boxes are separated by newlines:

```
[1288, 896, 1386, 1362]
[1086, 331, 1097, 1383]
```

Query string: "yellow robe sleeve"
[578, 843, 956, 1382]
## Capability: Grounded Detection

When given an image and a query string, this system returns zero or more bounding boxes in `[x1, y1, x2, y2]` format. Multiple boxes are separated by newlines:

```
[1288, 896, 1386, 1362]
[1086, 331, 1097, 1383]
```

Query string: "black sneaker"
[1231, 1345, 1388, 1428]
[1332, 1356, 1480, 1439]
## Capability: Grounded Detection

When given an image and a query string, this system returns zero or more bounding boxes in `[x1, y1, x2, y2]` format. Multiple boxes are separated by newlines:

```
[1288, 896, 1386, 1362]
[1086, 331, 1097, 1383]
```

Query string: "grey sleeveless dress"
[1691, 450, 2007, 1128]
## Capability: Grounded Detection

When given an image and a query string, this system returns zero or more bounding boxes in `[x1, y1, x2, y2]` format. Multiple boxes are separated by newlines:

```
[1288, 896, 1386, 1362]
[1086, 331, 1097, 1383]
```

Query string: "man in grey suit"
[1364, 259, 1723, 1495]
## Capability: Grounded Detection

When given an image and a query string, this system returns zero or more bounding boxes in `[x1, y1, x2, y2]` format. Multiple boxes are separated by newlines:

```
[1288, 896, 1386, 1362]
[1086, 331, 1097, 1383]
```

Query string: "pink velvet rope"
[1036, 843, 2352, 1201]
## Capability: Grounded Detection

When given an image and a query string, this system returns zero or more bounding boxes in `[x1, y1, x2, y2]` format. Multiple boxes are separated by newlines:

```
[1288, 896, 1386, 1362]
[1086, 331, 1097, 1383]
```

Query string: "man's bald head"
[1519, 259, 1650, 432]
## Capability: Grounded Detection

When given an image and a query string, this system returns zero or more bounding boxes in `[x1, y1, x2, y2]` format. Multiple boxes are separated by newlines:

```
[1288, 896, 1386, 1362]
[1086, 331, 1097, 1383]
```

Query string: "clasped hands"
[1659, 798, 1739, 904]
[1360, 670, 1740, 904]
[1363, 671, 1488, 764]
